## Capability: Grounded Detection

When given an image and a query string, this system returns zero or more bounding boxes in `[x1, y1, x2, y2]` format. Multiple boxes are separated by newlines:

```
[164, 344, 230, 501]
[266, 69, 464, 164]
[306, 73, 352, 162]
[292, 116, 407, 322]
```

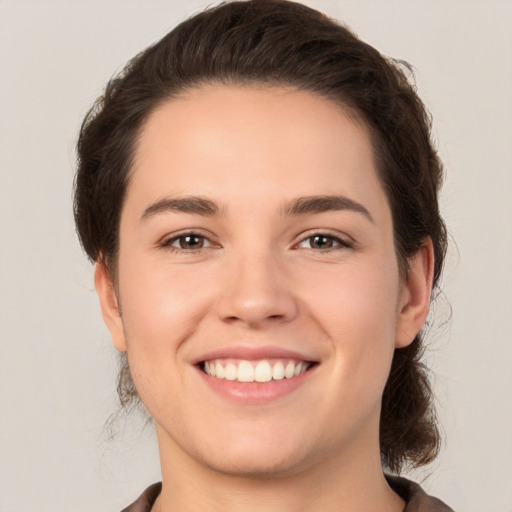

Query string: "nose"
[215, 250, 299, 328]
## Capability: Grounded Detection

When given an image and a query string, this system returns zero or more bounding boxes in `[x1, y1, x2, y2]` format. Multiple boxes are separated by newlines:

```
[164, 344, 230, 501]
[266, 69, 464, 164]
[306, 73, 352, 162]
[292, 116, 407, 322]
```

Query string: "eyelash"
[160, 231, 353, 254]
[160, 232, 217, 253]
[296, 233, 353, 252]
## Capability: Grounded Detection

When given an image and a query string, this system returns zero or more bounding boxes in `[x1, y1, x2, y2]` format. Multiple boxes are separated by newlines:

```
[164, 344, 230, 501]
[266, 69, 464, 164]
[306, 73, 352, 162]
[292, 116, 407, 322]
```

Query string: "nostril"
[215, 274, 299, 327]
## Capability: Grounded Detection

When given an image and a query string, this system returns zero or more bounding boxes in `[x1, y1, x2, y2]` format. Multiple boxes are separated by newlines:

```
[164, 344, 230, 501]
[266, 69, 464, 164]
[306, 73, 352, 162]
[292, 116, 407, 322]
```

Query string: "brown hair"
[74, 0, 447, 474]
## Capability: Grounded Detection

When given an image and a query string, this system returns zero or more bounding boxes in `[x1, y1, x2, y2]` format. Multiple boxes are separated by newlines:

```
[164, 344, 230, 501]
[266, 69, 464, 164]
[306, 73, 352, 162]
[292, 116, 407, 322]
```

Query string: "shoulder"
[120, 478, 454, 512]
[386, 475, 455, 512]
[120, 482, 162, 512]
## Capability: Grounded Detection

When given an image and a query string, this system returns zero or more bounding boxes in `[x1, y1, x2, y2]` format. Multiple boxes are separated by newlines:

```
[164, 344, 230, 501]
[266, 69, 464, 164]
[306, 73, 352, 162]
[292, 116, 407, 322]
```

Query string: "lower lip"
[196, 365, 315, 403]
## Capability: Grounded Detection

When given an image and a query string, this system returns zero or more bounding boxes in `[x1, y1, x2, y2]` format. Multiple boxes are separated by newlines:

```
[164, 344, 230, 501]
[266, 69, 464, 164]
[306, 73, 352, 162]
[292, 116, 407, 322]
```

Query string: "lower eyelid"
[297, 235, 352, 250]
[159, 232, 352, 251]
[161, 233, 214, 249]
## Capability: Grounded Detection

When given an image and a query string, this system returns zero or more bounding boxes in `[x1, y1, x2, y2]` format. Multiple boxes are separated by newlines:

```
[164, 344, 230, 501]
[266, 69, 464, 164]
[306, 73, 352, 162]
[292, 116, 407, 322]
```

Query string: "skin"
[95, 85, 433, 512]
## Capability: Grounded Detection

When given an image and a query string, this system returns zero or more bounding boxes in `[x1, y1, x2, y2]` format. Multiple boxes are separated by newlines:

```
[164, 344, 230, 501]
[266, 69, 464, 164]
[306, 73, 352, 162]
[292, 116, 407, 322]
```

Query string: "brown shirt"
[120, 476, 454, 512]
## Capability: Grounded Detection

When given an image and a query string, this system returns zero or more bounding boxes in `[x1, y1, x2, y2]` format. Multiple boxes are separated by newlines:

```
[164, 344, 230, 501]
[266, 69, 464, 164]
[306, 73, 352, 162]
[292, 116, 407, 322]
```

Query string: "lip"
[193, 345, 318, 404]
[196, 364, 316, 403]
[192, 345, 317, 365]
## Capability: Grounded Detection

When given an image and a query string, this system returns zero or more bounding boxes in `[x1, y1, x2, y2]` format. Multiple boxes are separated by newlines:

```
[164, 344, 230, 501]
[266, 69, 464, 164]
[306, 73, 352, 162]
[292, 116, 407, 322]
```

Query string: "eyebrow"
[141, 196, 221, 221]
[140, 194, 373, 223]
[281, 195, 374, 222]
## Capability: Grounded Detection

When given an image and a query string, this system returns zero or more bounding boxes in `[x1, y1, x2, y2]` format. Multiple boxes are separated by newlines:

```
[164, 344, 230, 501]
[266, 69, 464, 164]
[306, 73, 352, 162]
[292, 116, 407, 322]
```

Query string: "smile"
[202, 359, 311, 383]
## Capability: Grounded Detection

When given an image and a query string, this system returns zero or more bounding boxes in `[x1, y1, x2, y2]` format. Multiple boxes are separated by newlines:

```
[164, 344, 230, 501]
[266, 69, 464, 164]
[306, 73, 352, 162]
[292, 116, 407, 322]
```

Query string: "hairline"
[104, 79, 409, 283]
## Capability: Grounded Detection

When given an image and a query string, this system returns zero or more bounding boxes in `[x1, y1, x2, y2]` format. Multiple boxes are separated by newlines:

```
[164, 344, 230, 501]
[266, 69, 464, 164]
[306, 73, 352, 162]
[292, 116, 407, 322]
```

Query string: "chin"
[199, 447, 310, 480]
[184, 426, 326, 480]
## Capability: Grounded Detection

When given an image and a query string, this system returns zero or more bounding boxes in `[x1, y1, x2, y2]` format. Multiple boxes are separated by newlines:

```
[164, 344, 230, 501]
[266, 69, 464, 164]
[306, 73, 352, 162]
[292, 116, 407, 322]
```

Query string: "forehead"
[127, 84, 388, 218]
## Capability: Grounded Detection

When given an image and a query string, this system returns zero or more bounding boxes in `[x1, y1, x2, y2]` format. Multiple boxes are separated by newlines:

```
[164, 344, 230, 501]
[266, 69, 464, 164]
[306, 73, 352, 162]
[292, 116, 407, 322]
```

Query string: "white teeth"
[225, 363, 237, 381]
[285, 361, 295, 379]
[215, 362, 224, 379]
[272, 362, 285, 380]
[203, 359, 310, 383]
[237, 361, 254, 382]
[254, 361, 272, 382]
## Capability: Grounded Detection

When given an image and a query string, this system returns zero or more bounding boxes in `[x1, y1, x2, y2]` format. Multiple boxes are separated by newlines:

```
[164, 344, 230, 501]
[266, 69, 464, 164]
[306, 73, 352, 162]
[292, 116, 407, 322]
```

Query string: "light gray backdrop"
[1, 1, 511, 511]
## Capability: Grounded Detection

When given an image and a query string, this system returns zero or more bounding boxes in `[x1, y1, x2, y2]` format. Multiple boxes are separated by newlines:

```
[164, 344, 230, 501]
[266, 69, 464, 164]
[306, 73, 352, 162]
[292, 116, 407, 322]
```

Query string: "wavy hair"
[74, 0, 447, 474]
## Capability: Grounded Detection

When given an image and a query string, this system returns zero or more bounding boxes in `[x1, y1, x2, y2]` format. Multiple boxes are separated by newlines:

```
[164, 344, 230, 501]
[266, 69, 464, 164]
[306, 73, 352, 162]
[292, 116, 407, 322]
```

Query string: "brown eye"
[163, 233, 214, 251]
[297, 233, 351, 251]
[178, 235, 204, 249]
[309, 235, 334, 249]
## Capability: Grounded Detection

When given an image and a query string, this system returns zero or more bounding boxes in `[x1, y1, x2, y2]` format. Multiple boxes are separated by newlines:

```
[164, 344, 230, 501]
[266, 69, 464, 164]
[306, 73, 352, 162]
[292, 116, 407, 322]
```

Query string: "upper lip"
[192, 345, 318, 365]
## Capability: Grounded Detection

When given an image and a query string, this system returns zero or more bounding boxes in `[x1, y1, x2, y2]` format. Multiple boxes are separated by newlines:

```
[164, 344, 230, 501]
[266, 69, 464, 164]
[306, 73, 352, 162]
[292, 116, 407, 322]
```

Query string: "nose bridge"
[216, 242, 297, 327]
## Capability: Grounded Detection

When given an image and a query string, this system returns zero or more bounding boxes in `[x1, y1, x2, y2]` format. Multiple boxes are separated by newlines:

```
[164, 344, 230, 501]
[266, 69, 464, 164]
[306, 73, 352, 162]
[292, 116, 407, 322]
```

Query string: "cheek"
[117, 260, 215, 415]
[283, 260, 402, 442]
[305, 258, 399, 332]
[118, 257, 214, 354]
[303, 259, 400, 378]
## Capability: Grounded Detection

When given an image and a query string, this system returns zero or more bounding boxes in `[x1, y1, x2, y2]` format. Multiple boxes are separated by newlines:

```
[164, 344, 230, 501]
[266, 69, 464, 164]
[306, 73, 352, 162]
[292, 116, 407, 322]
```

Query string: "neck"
[153, 424, 404, 512]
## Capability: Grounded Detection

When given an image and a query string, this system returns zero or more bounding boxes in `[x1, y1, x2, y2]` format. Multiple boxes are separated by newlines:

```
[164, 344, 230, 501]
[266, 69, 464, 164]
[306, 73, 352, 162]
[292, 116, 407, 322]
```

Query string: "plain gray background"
[1, 1, 511, 511]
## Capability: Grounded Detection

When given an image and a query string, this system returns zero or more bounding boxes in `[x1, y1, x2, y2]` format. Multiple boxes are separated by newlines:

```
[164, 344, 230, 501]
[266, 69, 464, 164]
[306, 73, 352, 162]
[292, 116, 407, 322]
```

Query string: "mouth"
[200, 358, 315, 383]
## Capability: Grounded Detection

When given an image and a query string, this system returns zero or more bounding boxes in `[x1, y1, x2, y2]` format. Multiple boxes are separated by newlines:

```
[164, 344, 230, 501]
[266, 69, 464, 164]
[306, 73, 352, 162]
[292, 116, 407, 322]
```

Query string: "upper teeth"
[203, 359, 310, 383]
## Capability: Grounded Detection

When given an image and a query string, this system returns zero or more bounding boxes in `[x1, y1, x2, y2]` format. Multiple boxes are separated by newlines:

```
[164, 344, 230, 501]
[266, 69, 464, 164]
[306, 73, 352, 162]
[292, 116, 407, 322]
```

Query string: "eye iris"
[180, 235, 203, 249]
[311, 235, 333, 249]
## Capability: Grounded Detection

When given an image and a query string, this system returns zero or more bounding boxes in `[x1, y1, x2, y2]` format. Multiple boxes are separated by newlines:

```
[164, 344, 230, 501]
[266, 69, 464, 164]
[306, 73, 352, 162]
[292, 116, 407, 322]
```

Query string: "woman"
[74, 1, 452, 510]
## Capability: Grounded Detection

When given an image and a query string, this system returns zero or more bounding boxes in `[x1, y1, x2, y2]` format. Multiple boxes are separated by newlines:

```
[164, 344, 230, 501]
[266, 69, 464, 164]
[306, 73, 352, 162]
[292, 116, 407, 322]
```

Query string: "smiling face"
[95, 85, 431, 479]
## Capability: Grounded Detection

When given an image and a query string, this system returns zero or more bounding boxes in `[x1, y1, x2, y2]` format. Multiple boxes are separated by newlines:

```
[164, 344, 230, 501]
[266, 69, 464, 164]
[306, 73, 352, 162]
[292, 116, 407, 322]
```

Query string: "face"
[96, 85, 431, 478]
